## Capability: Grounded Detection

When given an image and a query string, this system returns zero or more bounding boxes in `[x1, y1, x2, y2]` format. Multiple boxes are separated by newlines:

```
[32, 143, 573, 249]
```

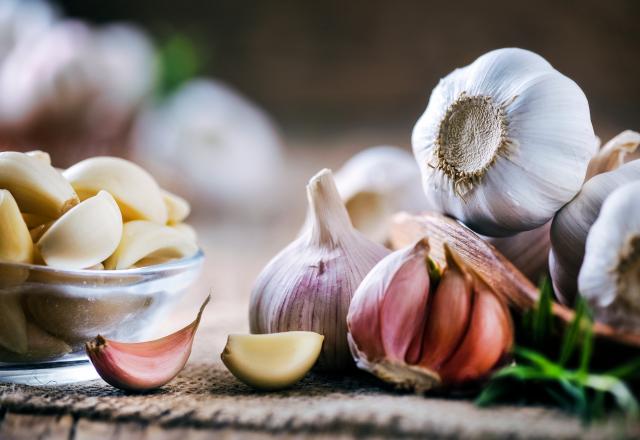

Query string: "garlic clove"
[0, 151, 79, 218]
[250, 169, 390, 371]
[439, 274, 513, 384]
[335, 146, 429, 242]
[104, 220, 198, 270]
[0, 190, 34, 264]
[85, 295, 209, 391]
[170, 222, 198, 242]
[162, 189, 191, 224]
[37, 191, 123, 269]
[221, 331, 324, 390]
[0, 293, 28, 354]
[25, 150, 52, 165]
[412, 48, 595, 236]
[418, 244, 472, 370]
[550, 159, 640, 305]
[578, 182, 640, 330]
[63, 156, 168, 224]
[0, 322, 72, 363]
[585, 130, 640, 180]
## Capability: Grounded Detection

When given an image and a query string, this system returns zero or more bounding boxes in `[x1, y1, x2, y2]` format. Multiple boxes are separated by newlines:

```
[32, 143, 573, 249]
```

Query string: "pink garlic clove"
[85, 295, 210, 392]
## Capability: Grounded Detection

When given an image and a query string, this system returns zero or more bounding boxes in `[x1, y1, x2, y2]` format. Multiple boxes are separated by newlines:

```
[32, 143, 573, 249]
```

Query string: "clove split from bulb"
[347, 239, 513, 392]
[85, 295, 210, 392]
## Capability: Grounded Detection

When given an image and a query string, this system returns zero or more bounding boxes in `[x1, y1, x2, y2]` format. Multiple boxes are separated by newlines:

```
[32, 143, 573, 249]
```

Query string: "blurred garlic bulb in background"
[133, 79, 284, 218]
[334, 146, 429, 243]
[0, 19, 155, 161]
[550, 132, 640, 306]
[412, 48, 596, 237]
[0, 0, 56, 62]
[578, 182, 640, 330]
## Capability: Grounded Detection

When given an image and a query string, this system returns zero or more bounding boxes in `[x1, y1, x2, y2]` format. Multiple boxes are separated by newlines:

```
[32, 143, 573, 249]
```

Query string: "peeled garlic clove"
[0, 322, 72, 363]
[162, 189, 191, 224]
[63, 156, 167, 224]
[334, 146, 429, 242]
[0, 293, 28, 354]
[0, 190, 34, 264]
[438, 274, 513, 384]
[250, 169, 390, 371]
[221, 331, 324, 390]
[25, 150, 52, 165]
[482, 221, 551, 284]
[585, 130, 640, 180]
[0, 151, 79, 217]
[550, 159, 640, 305]
[412, 48, 596, 236]
[85, 295, 209, 391]
[37, 191, 123, 269]
[170, 223, 197, 242]
[578, 182, 640, 330]
[104, 220, 198, 270]
[348, 239, 512, 392]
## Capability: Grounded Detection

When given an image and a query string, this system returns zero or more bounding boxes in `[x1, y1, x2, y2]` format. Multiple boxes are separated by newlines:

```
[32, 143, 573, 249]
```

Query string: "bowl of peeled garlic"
[0, 151, 203, 384]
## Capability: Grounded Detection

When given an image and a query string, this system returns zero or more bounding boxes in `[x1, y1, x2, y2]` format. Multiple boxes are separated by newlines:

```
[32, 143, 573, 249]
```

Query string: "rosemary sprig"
[477, 278, 640, 421]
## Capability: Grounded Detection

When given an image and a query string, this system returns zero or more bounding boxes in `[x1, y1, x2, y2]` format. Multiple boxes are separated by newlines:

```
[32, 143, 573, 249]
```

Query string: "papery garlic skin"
[335, 146, 430, 243]
[578, 182, 640, 330]
[249, 169, 390, 371]
[550, 160, 640, 305]
[412, 48, 596, 236]
[347, 240, 513, 391]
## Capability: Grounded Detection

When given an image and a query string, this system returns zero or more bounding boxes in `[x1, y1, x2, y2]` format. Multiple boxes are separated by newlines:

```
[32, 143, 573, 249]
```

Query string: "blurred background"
[0, 0, 638, 342]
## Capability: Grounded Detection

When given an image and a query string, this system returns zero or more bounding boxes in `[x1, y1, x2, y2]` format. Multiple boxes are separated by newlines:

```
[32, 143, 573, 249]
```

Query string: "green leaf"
[155, 34, 202, 97]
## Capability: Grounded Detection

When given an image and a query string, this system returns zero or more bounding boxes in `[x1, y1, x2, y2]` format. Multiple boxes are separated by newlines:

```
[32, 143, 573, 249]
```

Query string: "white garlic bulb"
[334, 146, 429, 243]
[133, 79, 284, 215]
[578, 182, 640, 330]
[412, 48, 596, 236]
[550, 159, 640, 305]
[0, 0, 56, 62]
[249, 169, 390, 371]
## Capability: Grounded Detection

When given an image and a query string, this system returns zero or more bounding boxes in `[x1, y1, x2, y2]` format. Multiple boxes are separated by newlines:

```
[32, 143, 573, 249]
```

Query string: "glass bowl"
[0, 250, 204, 385]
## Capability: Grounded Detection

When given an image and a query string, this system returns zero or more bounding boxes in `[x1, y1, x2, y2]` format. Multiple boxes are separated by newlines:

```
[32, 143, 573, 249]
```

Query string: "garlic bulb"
[347, 240, 513, 391]
[249, 169, 390, 371]
[133, 79, 284, 215]
[412, 48, 596, 236]
[482, 222, 551, 283]
[0, 0, 56, 62]
[334, 146, 429, 243]
[550, 159, 640, 305]
[578, 182, 640, 330]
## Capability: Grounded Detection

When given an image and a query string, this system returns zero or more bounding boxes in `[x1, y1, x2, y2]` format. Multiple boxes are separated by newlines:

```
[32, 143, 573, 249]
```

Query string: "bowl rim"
[0, 249, 205, 277]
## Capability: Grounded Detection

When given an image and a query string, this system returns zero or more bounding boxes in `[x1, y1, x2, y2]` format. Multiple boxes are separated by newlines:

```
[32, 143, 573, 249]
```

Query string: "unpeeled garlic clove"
[85, 295, 209, 391]
[221, 331, 324, 390]
[0, 189, 34, 264]
[347, 239, 513, 392]
[162, 189, 191, 224]
[249, 169, 390, 371]
[550, 159, 640, 305]
[578, 182, 640, 330]
[585, 130, 640, 180]
[63, 156, 168, 224]
[104, 220, 198, 270]
[37, 190, 123, 269]
[0, 151, 79, 217]
[334, 146, 429, 243]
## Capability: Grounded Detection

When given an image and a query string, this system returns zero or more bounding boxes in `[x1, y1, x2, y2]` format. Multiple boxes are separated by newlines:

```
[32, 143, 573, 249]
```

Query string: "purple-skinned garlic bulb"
[249, 169, 390, 371]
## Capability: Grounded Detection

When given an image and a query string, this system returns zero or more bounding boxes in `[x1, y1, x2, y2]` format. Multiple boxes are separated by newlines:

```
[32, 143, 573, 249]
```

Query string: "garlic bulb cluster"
[412, 48, 596, 236]
[347, 239, 513, 391]
[0, 151, 198, 270]
[550, 158, 640, 305]
[0, 18, 155, 154]
[133, 79, 284, 215]
[334, 146, 430, 243]
[249, 169, 390, 371]
[578, 182, 640, 330]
